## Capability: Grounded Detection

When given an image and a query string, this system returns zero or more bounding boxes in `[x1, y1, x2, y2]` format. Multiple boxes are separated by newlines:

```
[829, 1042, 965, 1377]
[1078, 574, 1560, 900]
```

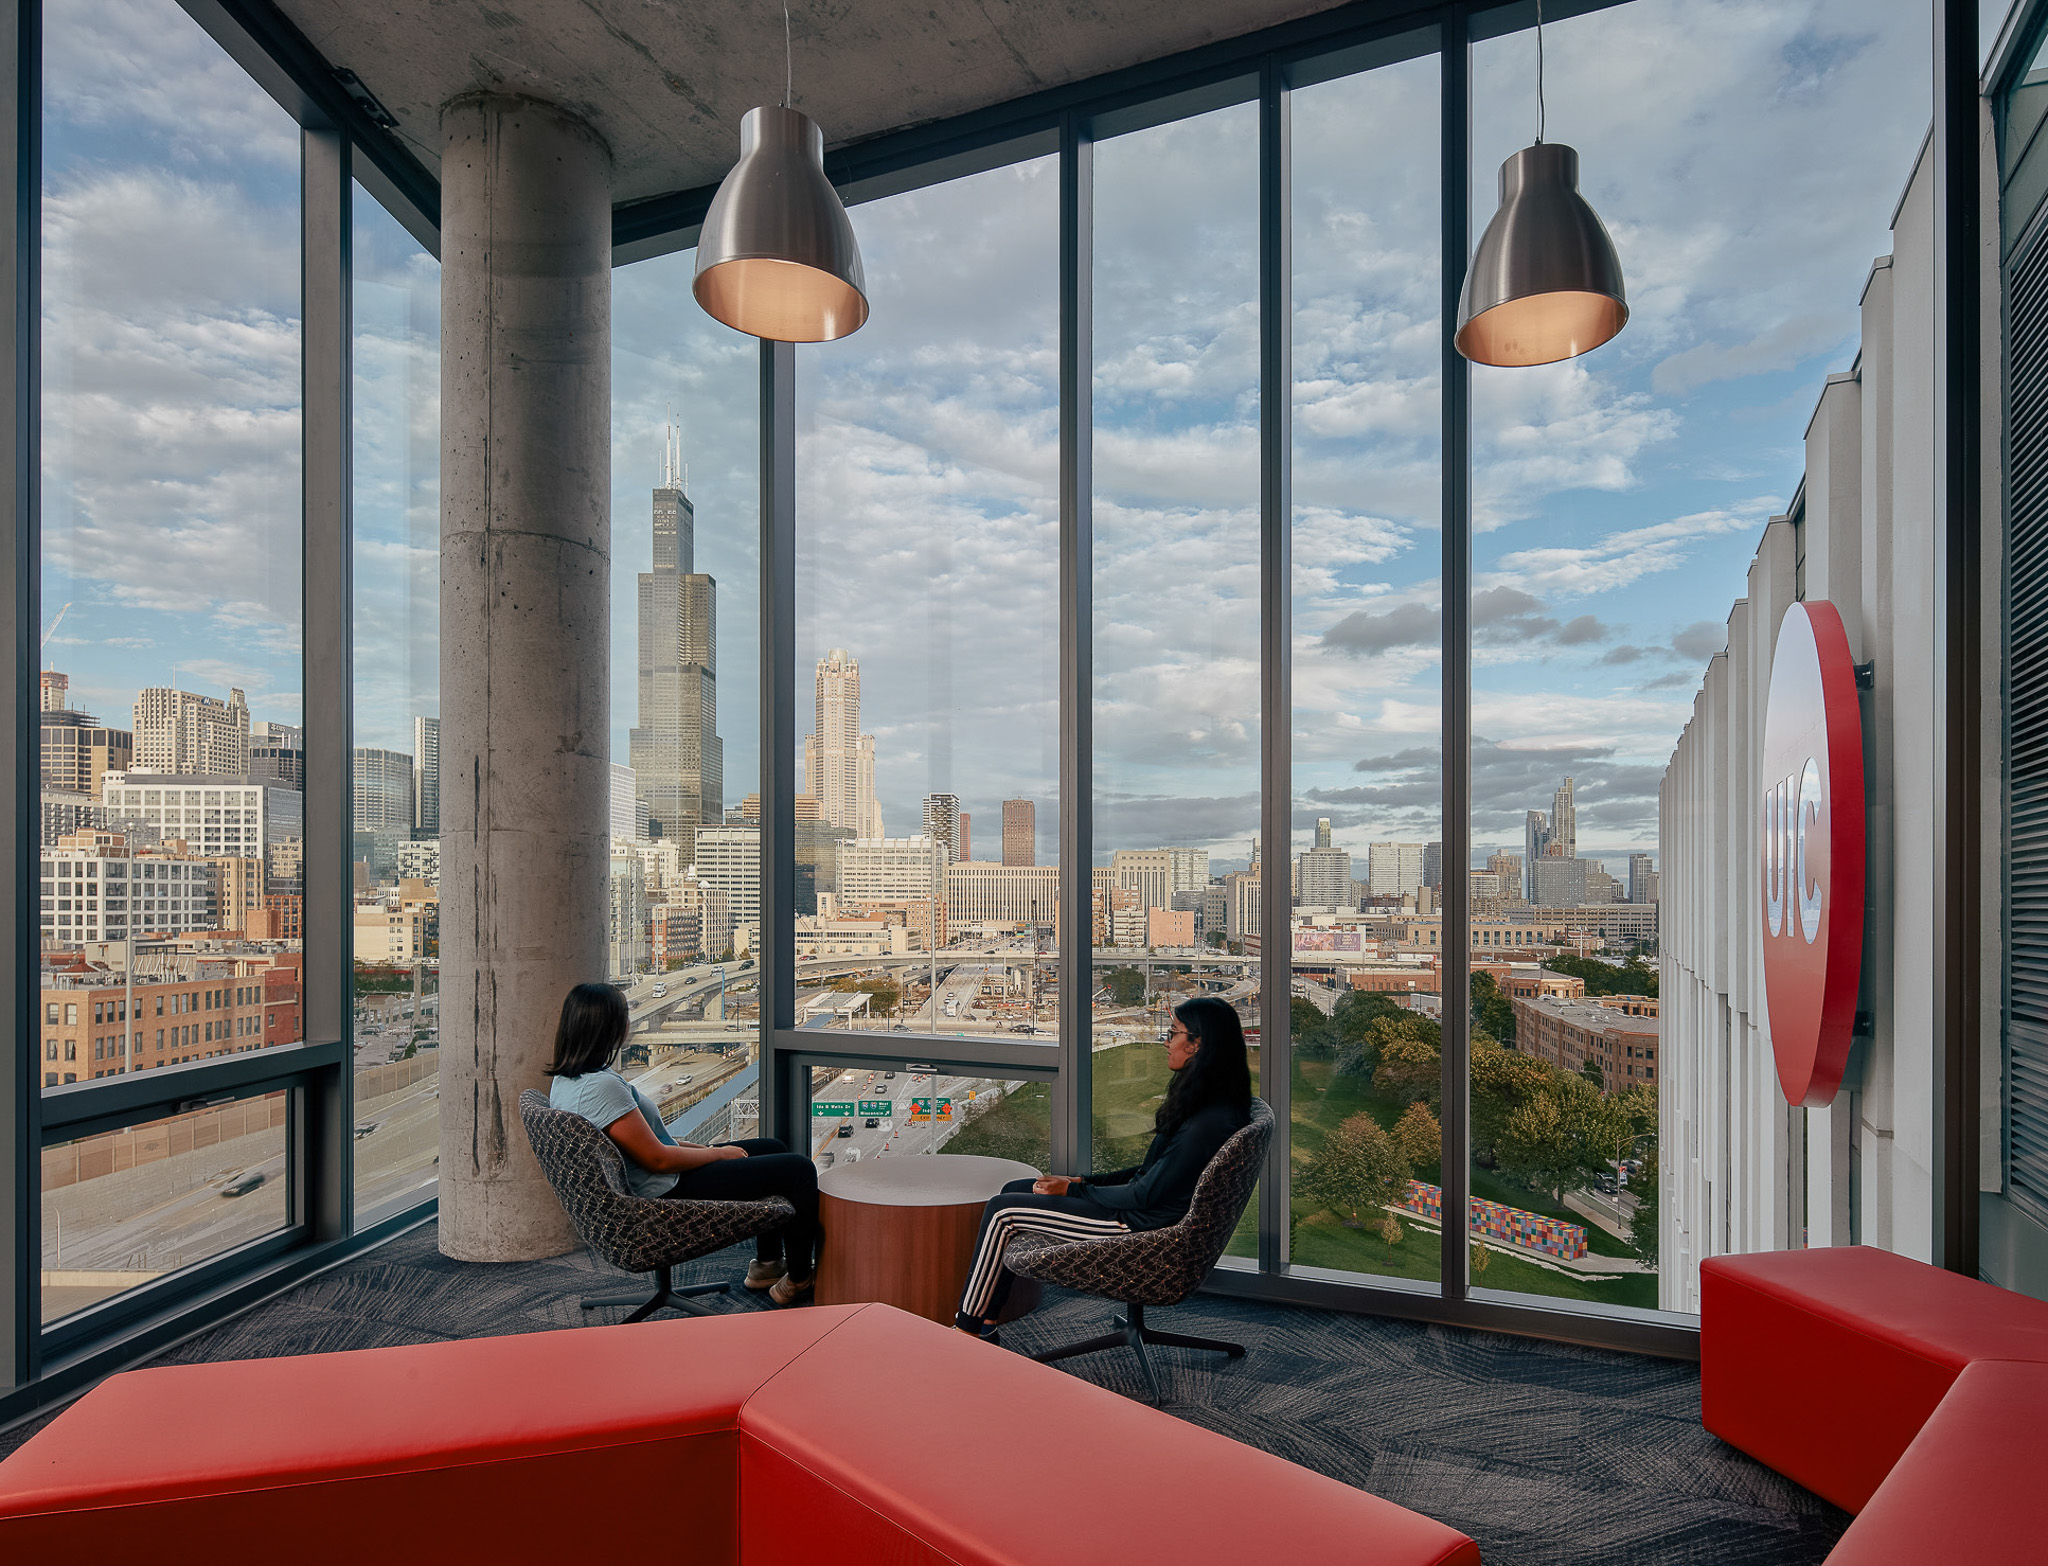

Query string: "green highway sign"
[811, 1101, 855, 1117]
[858, 1100, 893, 1115]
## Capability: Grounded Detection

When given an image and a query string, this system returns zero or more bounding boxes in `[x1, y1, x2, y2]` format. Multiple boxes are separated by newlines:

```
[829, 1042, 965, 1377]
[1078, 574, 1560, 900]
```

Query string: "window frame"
[0, 0, 1993, 1416]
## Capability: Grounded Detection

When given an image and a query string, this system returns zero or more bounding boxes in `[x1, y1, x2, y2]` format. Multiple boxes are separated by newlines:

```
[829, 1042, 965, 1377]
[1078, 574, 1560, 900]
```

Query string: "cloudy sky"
[43, 0, 1965, 880]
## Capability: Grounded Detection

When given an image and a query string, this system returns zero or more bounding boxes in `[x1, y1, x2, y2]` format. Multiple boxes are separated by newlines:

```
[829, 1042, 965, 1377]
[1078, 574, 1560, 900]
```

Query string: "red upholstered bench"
[1701, 1246, 2048, 1513]
[1824, 1359, 2048, 1565]
[0, 1302, 1480, 1566]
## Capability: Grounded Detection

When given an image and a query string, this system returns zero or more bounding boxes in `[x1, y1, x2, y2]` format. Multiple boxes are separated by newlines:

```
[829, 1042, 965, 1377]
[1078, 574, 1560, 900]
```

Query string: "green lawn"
[940, 1043, 1657, 1310]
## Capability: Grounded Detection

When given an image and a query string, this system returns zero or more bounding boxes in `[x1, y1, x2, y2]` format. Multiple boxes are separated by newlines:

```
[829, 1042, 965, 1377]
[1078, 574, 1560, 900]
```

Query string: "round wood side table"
[815, 1153, 1044, 1324]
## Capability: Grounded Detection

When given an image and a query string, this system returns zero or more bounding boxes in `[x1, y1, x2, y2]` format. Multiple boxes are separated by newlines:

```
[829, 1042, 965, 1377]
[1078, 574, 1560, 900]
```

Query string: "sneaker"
[744, 1259, 787, 1291]
[768, 1273, 814, 1307]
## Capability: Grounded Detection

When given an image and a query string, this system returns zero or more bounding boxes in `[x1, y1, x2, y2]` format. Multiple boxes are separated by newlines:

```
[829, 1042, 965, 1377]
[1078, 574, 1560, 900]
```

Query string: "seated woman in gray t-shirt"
[546, 983, 819, 1305]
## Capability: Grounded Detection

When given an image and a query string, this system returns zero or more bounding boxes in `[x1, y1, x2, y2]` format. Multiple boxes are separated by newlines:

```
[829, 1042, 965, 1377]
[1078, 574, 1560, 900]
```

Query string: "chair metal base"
[1030, 1300, 1245, 1404]
[580, 1264, 730, 1324]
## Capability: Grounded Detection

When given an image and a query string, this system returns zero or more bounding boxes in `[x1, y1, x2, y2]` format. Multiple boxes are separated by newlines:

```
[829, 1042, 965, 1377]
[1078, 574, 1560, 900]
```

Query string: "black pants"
[955, 1177, 1128, 1328]
[662, 1138, 821, 1279]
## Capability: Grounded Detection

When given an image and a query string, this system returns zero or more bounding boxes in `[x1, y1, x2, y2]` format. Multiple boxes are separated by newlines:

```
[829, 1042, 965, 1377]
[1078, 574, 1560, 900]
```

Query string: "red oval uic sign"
[1760, 601, 1866, 1107]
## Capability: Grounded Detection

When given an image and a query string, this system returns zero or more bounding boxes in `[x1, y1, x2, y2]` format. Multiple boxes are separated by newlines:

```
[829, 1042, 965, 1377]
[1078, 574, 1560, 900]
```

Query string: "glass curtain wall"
[38, 0, 304, 1320]
[792, 159, 1061, 1064]
[1091, 103, 1261, 1198]
[350, 183, 440, 1225]
[1286, 54, 1444, 1286]
[1466, 0, 1930, 1315]
[609, 247, 763, 1140]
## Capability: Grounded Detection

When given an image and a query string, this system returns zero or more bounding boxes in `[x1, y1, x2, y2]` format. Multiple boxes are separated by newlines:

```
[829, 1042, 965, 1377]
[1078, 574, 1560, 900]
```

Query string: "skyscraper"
[629, 424, 723, 844]
[922, 793, 961, 861]
[1366, 841, 1427, 898]
[1525, 810, 1552, 900]
[1422, 840, 1444, 890]
[133, 685, 249, 776]
[250, 720, 304, 791]
[352, 747, 414, 877]
[1550, 777, 1577, 861]
[958, 811, 971, 862]
[412, 716, 440, 834]
[1296, 843, 1353, 909]
[1313, 817, 1332, 850]
[1629, 852, 1657, 904]
[1001, 798, 1035, 866]
[805, 648, 881, 837]
[609, 762, 645, 842]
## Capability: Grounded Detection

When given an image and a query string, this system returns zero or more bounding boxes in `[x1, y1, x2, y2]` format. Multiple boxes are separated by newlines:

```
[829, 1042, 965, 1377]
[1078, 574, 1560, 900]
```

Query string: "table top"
[816, 1153, 1042, 1208]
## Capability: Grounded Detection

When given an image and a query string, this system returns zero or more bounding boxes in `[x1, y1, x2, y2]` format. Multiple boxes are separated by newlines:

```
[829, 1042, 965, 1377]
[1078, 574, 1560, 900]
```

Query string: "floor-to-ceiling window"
[1286, 48, 1445, 1288]
[350, 182, 440, 1226]
[1467, 0, 1931, 1316]
[607, 244, 764, 1145]
[1092, 101, 1261, 1218]
[788, 156, 1060, 1166]
[37, 0, 304, 1322]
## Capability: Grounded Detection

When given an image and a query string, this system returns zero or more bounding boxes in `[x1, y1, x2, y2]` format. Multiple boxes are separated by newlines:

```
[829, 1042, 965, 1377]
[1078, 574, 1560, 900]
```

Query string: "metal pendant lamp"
[1454, 5, 1626, 366]
[693, 11, 868, 342]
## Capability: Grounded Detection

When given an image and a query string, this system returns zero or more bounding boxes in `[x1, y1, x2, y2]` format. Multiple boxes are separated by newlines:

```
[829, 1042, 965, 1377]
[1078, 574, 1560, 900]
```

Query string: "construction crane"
[41, 602, 70, 661]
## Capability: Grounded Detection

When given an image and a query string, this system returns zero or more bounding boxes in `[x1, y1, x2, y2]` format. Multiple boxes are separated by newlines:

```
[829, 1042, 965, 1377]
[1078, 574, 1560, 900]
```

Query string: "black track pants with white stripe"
[956, 1178, 1128, 1328]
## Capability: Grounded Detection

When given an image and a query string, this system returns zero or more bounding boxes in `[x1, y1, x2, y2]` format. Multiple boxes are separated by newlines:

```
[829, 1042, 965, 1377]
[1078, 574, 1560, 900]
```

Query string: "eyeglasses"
[1166, 1025, 1191, 1041]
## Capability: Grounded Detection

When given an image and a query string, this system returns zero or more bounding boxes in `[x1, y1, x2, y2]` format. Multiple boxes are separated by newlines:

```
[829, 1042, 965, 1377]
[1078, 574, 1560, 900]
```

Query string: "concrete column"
[438, 94, 612, 1261]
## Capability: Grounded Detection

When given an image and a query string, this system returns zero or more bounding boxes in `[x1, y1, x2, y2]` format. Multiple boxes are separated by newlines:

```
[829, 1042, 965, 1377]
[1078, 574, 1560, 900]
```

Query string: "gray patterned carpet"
[2, 1223, 1848, 1564]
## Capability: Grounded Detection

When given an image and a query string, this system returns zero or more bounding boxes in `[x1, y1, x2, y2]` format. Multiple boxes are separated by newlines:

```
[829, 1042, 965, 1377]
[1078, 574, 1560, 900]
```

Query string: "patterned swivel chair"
[1003, 1097, 1273, 1404]
[520, 1090, 794, 1323]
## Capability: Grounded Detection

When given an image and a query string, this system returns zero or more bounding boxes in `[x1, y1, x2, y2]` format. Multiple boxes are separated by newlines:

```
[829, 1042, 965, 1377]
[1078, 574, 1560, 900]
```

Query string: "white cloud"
[1484, 497, 1778, 598]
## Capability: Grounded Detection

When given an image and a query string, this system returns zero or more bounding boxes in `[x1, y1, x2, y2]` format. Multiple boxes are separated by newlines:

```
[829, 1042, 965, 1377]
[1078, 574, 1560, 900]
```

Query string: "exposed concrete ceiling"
[278, 0, 1350, 205]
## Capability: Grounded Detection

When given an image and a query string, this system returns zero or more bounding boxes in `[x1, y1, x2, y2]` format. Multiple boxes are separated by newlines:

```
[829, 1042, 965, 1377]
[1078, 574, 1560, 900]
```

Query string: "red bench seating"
[1702, 1246, 2048, 1561]
[0, 1302, 1480, 1566]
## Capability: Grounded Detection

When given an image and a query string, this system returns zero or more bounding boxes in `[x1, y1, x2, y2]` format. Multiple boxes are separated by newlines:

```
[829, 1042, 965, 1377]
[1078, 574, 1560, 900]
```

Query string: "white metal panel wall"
[1660, 136, 1979, 1302]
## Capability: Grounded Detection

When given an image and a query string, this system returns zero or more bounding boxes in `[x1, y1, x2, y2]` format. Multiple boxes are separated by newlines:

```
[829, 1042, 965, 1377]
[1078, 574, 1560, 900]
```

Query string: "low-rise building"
[1510, 993, 1658, 1088]
[40, 830, 217, 946]
[37, 949, 304, 1085]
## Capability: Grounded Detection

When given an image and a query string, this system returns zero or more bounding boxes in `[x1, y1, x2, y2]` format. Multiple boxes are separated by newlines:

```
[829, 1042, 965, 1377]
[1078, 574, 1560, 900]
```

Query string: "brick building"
[1509, 993, 1657, 1089]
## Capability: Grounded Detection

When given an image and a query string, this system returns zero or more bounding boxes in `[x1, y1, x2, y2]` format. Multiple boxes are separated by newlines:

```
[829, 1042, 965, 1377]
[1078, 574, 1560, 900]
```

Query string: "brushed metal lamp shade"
[694, 105, 869, 343]
[1455, 143, 1627, 367]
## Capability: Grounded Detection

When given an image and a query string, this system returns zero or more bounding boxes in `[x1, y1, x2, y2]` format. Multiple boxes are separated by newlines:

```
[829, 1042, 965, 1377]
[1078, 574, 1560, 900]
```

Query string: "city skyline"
[37, 0, 1931, 881]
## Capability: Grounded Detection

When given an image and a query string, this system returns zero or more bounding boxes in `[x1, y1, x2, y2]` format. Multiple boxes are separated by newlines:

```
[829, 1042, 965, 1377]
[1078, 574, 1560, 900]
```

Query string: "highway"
[804, 1062, 1030, 1169]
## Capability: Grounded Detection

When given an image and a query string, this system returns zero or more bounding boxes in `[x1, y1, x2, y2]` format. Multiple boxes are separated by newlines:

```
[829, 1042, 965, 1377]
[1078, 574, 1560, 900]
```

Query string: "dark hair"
[545, 983, 631, 1078]
[1158, 996, 1252, 1136]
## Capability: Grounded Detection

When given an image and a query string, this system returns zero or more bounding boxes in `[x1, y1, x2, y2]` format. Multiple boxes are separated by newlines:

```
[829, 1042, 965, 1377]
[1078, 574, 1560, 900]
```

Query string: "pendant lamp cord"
[783, 2, 793, 108]
[1534, 0, 1546, 143]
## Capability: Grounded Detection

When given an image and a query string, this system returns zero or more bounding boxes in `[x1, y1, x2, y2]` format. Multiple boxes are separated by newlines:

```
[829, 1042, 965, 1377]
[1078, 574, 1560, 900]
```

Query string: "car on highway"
[220, 1170, 266, 1198]
[652, 984, 667, 998]
[864, 1118, 880, 1128]
[835, 1123, 853, 1138]
[352, 1121, 378, 1140]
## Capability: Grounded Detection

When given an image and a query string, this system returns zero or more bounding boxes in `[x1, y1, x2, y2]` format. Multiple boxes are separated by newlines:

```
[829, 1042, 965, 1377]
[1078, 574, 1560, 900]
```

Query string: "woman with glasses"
[954, 994, 1252, 1337]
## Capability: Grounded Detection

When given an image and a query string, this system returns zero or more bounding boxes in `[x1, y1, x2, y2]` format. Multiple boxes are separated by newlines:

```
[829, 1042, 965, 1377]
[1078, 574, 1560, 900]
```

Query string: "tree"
[1627, 1144, 1660, 1265]
[1543, 952, 1658, 1000]
[1392, 1101, 1442, 1172]
[1291, 995, 1335, 1058]
[1206, 929, 1227, 949]
[1377, 1210, 1404, 1252]
[1370, 1019, 1442, 1106]
[1298, 1113, 1411, 1227]
[1580, 1056, 1605, 1092]
[1470, 970, 1516, 1045]
[1102, 966, 1146, 1008]
[1495, 1072, 1634, 1205]
[1470, 1033, 1555, 1167]
[1470, 1239, 1492, 1281]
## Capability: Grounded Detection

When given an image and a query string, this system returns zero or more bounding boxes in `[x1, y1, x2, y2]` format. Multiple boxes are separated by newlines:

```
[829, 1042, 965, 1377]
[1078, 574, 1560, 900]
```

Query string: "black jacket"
[1078, 1099, 1249, 1231]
